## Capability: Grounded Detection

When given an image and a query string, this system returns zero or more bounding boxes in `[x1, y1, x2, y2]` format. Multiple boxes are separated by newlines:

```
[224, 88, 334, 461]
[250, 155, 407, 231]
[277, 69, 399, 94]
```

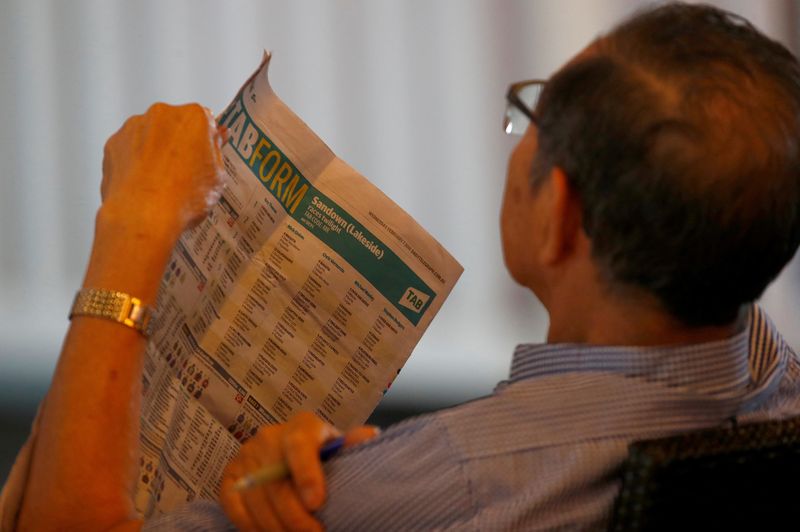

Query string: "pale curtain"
[1, 0, 797, 405]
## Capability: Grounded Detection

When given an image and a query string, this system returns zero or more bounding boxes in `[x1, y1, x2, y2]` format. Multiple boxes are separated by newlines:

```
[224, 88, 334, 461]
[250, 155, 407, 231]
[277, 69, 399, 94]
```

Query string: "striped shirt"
[145, 305, 800, 531]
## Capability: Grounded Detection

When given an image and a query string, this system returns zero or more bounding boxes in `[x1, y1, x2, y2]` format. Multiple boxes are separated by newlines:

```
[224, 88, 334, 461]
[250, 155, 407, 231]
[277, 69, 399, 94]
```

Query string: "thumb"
[343, 425, 381, 447]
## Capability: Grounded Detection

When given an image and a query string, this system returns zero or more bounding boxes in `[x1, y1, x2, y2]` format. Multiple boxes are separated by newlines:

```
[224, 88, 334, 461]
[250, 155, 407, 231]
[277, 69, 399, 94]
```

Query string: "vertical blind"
[1, 0, 797, 404]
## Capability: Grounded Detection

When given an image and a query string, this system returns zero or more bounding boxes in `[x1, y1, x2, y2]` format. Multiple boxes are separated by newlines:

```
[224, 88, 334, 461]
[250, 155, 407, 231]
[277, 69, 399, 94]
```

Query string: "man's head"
[505, 2, 800, 328]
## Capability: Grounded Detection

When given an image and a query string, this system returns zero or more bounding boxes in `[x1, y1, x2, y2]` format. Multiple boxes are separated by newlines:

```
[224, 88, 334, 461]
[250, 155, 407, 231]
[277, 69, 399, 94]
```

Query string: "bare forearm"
[14, 102, 225, 530]
[18, 207, 177, 530]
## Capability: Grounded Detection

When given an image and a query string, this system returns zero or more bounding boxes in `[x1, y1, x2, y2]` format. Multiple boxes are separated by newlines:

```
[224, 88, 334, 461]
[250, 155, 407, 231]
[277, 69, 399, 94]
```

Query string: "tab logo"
[399, 287, 430, 313]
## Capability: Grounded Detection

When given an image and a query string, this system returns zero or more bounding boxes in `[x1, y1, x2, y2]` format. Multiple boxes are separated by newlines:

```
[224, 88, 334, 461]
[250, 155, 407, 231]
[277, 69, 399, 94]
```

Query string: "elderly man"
[5, 2, 800, 531]
[210, 4, 800, 530]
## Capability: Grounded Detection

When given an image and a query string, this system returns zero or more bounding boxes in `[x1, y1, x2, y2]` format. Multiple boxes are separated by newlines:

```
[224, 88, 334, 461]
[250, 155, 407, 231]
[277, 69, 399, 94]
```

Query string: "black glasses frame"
[505, 79, 546, 131]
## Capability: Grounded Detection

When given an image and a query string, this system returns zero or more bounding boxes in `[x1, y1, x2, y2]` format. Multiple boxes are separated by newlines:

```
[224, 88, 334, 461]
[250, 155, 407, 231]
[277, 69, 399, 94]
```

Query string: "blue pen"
[233, 436, 346, 491]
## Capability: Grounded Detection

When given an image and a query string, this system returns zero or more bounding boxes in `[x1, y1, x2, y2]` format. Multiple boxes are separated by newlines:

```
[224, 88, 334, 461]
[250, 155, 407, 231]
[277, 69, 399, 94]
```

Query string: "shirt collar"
[507, 305, 787, 397]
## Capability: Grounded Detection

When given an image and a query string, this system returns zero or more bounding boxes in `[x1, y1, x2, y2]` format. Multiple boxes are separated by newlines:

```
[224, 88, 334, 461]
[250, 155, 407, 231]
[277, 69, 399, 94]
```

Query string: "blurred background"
[1, 0, 799, 481]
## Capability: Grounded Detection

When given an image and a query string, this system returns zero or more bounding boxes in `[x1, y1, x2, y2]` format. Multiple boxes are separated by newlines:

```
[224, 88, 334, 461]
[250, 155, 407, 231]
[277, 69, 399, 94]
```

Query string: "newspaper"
[133, 53, 463, 516]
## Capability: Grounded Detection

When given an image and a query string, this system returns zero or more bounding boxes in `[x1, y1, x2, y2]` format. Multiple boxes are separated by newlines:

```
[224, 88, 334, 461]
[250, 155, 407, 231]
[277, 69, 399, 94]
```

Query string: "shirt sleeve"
[318, 414, 473, 531]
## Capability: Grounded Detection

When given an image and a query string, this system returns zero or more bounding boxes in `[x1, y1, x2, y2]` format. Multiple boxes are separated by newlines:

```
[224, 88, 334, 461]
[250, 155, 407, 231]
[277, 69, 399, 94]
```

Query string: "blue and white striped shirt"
[146, 305, 800, 530]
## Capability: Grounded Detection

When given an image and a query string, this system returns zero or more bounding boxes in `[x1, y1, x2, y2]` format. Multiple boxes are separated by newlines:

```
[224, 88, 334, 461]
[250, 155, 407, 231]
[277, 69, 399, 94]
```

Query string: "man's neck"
[545, 289, 746, 347]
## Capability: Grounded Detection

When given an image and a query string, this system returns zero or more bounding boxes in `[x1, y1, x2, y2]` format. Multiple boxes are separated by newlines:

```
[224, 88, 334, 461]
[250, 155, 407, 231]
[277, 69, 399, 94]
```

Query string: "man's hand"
[220, 412, 379, 531]
[100, 102, 227, 245]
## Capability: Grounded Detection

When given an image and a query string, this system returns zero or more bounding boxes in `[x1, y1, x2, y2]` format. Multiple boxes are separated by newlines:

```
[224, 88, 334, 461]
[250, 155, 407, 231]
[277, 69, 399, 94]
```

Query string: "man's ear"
[539, 166, 583, 265]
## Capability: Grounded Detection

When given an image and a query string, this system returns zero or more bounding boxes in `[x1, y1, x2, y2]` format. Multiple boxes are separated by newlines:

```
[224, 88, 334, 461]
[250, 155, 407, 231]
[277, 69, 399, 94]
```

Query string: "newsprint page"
[134, 53, 463, 516]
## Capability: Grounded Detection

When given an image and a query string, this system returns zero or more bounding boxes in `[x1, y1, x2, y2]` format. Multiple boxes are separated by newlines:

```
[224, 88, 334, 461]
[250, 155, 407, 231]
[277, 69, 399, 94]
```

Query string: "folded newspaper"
[134, 53, 463, 515]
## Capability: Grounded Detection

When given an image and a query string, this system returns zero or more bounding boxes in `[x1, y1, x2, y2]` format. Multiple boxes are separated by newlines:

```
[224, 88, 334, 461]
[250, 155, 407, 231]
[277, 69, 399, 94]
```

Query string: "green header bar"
[219, 93, 435, 325]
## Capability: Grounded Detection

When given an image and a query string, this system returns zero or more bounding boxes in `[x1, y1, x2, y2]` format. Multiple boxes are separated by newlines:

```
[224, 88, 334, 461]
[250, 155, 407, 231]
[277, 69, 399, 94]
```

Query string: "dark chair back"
[608, 416, 800, 531]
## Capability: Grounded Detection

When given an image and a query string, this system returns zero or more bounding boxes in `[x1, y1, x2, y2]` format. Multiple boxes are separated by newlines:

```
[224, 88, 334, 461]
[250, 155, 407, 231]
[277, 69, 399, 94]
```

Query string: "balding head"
[532, 2, 800, 326]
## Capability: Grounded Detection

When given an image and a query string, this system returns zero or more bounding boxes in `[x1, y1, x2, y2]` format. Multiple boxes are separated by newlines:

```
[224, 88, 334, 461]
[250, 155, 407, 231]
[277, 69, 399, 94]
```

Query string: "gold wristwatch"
[69, 288, 154, 337]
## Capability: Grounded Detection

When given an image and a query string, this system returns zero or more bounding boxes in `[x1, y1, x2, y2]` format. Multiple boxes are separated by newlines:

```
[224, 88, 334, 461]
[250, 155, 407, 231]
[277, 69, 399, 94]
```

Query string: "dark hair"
[533, 2, 800, 326]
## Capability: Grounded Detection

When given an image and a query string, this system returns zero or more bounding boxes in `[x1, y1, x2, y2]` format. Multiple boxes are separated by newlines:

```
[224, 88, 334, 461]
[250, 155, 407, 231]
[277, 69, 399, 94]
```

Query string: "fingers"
[343, 425, 380, 447]
[221, 414, 337, 532]
[220, 459, 260, 532]
[222, 426, 290, 532]
[238, 448, 288, 532]
[240, 491, 286, 532]
[262, 481, 321, 532]
[283, 412, 340, 510]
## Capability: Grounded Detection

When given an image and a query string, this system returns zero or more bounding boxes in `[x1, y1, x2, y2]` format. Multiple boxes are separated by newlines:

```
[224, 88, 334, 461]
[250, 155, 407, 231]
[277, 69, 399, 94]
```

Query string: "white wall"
[1, 0, 798, 406]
